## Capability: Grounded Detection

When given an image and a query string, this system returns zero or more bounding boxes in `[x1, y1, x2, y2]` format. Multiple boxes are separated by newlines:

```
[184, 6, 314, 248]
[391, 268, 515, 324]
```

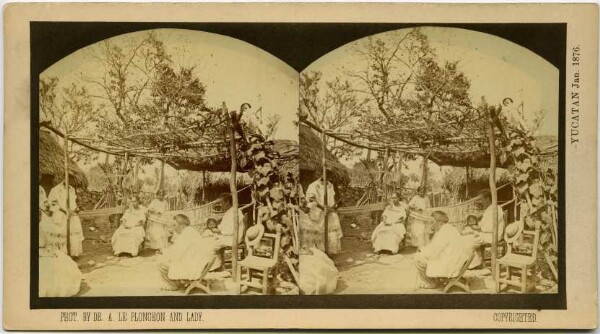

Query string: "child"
[460, 214, 480, 235]
[201, 218, 220, 237]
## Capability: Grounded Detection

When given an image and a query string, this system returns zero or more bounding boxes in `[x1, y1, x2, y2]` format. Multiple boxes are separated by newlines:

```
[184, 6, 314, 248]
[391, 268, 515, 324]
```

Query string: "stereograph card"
[3, 2, 598, 330]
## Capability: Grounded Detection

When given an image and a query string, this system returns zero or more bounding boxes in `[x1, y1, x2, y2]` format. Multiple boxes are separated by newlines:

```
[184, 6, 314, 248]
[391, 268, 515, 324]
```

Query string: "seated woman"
[214, 193, 246, 247]
[39, 209, 82, 297]
[158, 214, 221, 291]
[371, 192, 408, 255]
[111, 195, 147, 257]
[414, 211, 483, 289]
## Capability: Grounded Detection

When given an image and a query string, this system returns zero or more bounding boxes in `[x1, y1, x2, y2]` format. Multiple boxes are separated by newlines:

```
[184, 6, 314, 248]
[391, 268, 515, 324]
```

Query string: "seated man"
[158, 214, 221, 291]
[415, 211, 483, 289]
[111, 195, 147, 257]
[371, 192, 407, 255]
[215, 193, 246, 247]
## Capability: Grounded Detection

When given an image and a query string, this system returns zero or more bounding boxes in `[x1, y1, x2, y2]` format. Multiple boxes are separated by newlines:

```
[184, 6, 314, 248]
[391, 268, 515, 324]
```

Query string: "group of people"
[156, 193, 245, 291]
[414, 189, 506, 289]
[38, 180, 84, 297]
[370, 186, 431, 255]
[370, 186, 507, 290]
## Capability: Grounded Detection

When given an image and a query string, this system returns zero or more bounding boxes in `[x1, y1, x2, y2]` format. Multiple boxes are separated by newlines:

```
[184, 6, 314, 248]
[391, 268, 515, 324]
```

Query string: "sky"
[41, 28, 299, 142]
[302, 26, 559, 182]
[304, 26, 558, 137]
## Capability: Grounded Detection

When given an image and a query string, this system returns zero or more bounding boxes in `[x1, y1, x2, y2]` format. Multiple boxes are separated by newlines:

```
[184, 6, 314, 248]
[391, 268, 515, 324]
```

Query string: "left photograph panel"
[37, 28, 300, 297]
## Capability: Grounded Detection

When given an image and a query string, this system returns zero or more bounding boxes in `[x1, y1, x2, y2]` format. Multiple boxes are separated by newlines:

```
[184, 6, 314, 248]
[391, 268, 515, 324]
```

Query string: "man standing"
[305, 169, 343, 255]
[48, 180, 84, 257]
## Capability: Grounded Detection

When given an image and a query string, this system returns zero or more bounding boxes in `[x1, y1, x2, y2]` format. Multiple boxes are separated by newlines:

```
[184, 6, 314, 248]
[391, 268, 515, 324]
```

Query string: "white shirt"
[48, 183, 78, 212]
[382, 203, 408, 224]
[147, 199, 169, 214]
[306, 179, 335, 207]
[409, 195, 431, 210]
[39, 186, 48, 210]
[219, 207, 244, 241]
[479, 204, 505, 241]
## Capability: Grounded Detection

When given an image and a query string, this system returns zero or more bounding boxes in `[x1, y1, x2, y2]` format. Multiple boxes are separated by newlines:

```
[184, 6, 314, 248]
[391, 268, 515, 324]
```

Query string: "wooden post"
[487, 107, 499, 285]
[380, 147, 390, 200]
[322, 129, 329, 254]
[201, 170, 206, 203]
[228, 111, 240, 284]
[465, 166, 470, 199]
[421, 155, 429, 189]
[156, 160, 165, 193]
[63, 132, 71, 255]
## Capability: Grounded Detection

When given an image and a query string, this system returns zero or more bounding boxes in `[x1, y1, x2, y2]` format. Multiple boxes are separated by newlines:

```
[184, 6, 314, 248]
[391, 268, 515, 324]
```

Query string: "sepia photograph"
[4, 3, 597, 329]
[298, 26, 559, 295]
[38, 28, 300, 297]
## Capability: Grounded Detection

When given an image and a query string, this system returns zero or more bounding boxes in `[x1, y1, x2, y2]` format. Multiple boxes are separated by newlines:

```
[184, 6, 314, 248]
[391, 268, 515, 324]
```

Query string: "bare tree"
[349, 28, 434, 124]
[299, 71, 368, 158]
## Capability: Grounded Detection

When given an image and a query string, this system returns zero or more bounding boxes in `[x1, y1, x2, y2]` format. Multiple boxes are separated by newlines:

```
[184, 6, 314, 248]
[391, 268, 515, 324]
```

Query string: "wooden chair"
[443, 251, 476, 293]
[183, 256, 218, 295]
[495, 226, 540, 293]
[237, 231, 281, 295]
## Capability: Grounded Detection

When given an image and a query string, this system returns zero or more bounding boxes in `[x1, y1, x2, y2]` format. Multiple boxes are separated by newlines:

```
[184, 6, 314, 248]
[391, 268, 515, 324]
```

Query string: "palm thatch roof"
[39, 129, 88, 189]
[299, 124, 350, 186]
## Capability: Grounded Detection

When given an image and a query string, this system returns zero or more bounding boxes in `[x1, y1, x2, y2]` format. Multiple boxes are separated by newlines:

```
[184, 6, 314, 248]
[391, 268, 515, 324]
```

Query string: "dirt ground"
[330, 214, 558, 294]
[72, 214, 556, 296]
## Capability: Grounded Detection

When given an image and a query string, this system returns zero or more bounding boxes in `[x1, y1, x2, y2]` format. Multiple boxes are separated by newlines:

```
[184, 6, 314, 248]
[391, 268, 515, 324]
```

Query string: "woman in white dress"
[371, 192, 408, 255]
[145, 191, 170, 251]
[111, 195, 147, 256]
[305, 170, 343, 255]
[39, 208, 82, 297]
[48, 181, 85, 257]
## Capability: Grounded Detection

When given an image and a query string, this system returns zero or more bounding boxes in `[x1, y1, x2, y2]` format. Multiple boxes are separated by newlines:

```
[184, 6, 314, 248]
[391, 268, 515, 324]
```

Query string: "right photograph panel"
[297, 26, 559, 295]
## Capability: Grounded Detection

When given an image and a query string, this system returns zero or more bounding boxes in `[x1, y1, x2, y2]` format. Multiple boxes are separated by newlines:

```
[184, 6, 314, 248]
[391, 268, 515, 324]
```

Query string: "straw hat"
[504, 220, 524, 244]
[245, 223, 265, 248]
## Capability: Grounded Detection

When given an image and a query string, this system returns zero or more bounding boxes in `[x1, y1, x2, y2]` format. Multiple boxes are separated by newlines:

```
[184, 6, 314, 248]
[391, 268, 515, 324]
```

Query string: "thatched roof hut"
[39, 129, 88, 189]
[299, 124, 350, 187]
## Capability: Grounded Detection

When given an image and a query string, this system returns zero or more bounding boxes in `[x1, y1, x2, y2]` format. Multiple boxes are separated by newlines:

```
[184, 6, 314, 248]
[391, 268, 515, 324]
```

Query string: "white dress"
[371, 204, 407, 254]
[408, 195, 431, 249]
[305, 179, 343, 254]
[111, 206, 147, 256]
[39, 223, 82, 297]
[48, 184, 85, 257]
[478, 204, 506, 244]
[145, 199, 170, 250]
[217, 207, 245, 246]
